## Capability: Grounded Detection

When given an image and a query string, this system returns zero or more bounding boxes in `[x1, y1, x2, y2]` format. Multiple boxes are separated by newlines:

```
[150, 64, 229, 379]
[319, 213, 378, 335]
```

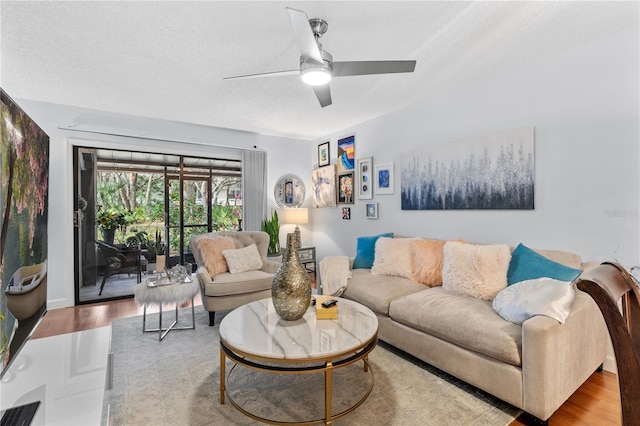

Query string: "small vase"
[155, 255, 166, 273]
[101, 228, 115, 245]
[272, 233, 312, 321]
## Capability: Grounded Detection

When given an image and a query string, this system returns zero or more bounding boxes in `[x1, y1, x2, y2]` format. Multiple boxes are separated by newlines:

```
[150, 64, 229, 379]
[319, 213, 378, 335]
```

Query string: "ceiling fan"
[224, 8, 417, 107]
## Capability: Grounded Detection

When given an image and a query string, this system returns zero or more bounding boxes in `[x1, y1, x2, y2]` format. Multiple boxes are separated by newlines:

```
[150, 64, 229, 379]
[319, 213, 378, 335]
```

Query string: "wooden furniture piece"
[576, 262, 640, 426]
[218, 297, 378, 425]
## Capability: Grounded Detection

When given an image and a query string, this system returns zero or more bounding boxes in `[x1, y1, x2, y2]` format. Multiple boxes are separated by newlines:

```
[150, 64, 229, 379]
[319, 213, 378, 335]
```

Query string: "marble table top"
[219, 297, 378, 360]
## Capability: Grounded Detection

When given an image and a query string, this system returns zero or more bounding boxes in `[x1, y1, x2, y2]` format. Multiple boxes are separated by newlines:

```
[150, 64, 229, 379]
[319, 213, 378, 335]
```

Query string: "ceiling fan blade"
[286, 8, 323, 64]
[312, 84, 332, 107]
[224, 69, 299, 80]
[332, 60, 416, 77]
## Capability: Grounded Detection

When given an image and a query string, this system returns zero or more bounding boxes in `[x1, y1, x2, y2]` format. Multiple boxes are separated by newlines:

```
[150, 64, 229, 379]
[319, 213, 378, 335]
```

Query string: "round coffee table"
[219, 297, 378, 425]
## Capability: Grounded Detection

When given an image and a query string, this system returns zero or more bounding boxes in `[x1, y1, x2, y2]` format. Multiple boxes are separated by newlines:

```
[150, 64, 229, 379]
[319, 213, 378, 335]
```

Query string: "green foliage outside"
[96, 171, 241, 255]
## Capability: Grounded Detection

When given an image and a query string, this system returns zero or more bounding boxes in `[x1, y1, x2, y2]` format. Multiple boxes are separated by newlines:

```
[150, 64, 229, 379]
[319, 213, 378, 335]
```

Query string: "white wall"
[310, 25, 640, 267]
[12, 101, 308, 308]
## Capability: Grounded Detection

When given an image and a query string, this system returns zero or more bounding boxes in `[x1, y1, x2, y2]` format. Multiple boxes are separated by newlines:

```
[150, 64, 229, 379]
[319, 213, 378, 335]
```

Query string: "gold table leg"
[220, 347, 226, 404]
[325, 361, 333, 425]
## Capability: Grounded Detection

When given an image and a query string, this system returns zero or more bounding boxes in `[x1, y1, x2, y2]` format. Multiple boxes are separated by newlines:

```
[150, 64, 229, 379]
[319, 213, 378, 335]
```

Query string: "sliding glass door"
[73, 147, 241, 304]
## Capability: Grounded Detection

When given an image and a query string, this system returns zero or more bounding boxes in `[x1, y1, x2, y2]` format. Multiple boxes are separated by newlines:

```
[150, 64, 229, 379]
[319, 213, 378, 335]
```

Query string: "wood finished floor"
[32, 296, 621, 426]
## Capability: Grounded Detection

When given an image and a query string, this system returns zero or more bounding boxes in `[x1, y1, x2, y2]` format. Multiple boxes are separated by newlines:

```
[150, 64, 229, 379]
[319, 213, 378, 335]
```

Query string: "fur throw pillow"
[196, 236, 236, 277]
[412, 239, 465, 286]
[442, 241, 511, 300]
[371, 237, 415, 279]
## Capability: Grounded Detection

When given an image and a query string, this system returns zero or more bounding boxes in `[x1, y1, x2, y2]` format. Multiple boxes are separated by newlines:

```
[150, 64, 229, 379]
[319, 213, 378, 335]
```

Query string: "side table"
[134, 278, 199, 341]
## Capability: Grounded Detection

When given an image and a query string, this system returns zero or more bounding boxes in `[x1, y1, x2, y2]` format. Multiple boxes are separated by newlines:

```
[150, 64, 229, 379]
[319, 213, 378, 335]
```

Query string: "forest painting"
[401, 127, 534, 210]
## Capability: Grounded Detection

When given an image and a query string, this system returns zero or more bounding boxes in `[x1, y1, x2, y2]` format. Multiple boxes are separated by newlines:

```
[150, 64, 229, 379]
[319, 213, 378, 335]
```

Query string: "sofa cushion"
[507, 243, 582, 285]
[196, 236, 236, 277]
[343, 269, 425, 315]
[353, 233, 394, 269]
[389, 287, 523, 366]
[412, 239, 465, 286]
[493, 277, 576, 324]
[442, 242, 511, 300]
[202, 269, 273, 297]
[371, 237, 415, 279]
[223, 244, 263, 274]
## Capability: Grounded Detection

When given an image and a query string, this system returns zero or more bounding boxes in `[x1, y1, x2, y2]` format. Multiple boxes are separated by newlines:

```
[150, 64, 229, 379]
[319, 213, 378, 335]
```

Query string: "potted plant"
[96, 210, 128, 245]
[261, 209, 280, 256]
[146, 230, 166, 273]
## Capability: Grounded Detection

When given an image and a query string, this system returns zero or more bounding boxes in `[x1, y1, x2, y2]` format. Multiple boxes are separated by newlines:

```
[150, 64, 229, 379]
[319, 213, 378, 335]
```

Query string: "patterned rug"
[104, 307, 521, 425]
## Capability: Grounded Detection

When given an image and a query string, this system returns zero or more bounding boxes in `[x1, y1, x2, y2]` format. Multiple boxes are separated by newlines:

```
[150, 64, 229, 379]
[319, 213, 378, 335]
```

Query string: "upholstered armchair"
[189, 231, 280, 326]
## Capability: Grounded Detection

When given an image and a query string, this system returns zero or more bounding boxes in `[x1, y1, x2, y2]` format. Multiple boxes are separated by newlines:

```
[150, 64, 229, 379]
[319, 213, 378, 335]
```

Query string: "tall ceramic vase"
[272, 233, 312, 321]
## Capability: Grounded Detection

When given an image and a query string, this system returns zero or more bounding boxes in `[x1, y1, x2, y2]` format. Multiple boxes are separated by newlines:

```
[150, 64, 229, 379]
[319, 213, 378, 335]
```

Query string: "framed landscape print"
[318, 141, 330, 167]
[365, 202, 378, 219]
[337, 171, 355, 204]
[357, 157, 373, 200]
[374, 162, 394, 195]
[311, 165, 337, 208]
[337, 134, 355, 171]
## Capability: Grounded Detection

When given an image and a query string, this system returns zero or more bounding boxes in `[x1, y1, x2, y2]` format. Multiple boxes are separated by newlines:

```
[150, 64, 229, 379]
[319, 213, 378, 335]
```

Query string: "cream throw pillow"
[493, 278, 576, 324]
[371, 237, 415, 279]
[442, 241, 511, 300]
[222, 244, 264, 274]
[412, 239, 465, 286]
[196, 236, 236, 277]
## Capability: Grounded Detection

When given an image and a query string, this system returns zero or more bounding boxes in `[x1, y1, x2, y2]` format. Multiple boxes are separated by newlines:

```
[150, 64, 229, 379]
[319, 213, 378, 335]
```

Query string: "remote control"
[321, 299, 338, 308]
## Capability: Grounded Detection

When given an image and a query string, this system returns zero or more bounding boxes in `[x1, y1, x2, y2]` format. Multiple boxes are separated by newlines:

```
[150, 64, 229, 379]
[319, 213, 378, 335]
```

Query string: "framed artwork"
[365, 202, 378, 219]
[311, 165, 337, 208]
[337, 171, 355, 204]
[400, 127, 534, 210]
[341, 207, 351, 220]
[357, 157, 373, 200]
[337, 134, 355, 171]
[374, 162, 394, 195]
[318, 141, 330, 167]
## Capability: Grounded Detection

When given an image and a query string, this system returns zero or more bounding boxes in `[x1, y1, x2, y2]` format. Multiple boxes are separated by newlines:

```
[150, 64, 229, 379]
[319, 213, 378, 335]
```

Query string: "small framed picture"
[374, 162, 394, 195]
[318, 141, 330, 167]
[365, 202, 378, 219]
[337, 171, 355, 204]
[341, 207, 351, 220]
[357, 157, 373, 200]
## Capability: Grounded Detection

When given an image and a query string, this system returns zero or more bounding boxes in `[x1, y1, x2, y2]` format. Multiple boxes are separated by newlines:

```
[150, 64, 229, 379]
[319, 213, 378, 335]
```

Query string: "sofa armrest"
[261, 259, 281, 274]
[521, 290, 607, 420]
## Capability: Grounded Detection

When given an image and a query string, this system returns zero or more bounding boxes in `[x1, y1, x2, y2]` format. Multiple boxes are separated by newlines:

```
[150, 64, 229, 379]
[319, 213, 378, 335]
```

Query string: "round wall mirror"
[274, 174, 305, 208]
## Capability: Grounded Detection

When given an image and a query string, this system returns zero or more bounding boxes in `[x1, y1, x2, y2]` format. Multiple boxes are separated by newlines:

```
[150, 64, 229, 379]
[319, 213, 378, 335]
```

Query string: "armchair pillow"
[442, 242, 511, 300]
[222, 244, 264, 274]
[196, 236, 236, 277]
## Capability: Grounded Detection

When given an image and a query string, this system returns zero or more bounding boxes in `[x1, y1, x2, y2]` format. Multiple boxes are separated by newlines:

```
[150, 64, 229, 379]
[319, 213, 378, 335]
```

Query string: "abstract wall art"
[401, 127, 534, 210]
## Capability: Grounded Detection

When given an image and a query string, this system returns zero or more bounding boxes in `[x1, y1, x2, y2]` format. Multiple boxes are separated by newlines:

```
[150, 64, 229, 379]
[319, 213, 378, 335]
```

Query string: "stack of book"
[315, 296, 338, 320]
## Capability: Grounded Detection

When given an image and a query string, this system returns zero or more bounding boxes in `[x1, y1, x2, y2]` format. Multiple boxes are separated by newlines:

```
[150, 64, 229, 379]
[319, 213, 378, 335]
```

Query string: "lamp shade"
[281, 208, 309, 225]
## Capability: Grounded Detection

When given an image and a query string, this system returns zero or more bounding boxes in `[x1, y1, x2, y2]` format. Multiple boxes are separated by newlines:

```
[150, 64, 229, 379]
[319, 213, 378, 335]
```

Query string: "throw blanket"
[319, 256, 351, 297]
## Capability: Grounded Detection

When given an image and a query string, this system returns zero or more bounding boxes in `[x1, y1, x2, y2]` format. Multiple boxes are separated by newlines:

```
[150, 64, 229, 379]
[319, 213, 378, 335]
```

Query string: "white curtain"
[242, 149, 267, 231]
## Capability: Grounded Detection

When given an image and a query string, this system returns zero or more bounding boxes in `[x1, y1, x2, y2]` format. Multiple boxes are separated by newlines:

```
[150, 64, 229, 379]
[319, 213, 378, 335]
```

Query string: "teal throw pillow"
[507, 243, 582, 285]
[352, 233, 394, 269]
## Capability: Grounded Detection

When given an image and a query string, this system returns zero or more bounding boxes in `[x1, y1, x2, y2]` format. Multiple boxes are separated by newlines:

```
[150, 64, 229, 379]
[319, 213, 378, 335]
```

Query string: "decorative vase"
[272, 233, 312, 321]
[101, 228, 115, 245]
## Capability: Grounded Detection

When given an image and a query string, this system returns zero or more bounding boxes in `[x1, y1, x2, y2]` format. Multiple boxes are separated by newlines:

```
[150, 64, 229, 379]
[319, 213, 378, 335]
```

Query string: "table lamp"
[281, 207, 309, 249]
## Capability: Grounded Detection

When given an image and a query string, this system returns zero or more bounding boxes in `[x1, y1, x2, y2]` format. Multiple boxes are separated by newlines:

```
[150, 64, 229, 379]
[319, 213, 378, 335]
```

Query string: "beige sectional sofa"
[322, 237, 608, 422]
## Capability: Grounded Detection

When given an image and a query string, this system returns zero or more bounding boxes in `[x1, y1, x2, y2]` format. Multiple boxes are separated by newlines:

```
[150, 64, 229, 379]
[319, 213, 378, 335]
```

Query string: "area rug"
[104, 307, 521, 425]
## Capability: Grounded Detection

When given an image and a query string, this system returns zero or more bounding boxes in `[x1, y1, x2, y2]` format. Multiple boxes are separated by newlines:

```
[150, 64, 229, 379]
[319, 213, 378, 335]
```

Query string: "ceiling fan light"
[301, 68, 332, 86]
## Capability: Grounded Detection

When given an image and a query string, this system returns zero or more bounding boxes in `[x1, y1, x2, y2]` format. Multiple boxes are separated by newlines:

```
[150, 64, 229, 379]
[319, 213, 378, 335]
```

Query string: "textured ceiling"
[1, 1, 638, 140]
